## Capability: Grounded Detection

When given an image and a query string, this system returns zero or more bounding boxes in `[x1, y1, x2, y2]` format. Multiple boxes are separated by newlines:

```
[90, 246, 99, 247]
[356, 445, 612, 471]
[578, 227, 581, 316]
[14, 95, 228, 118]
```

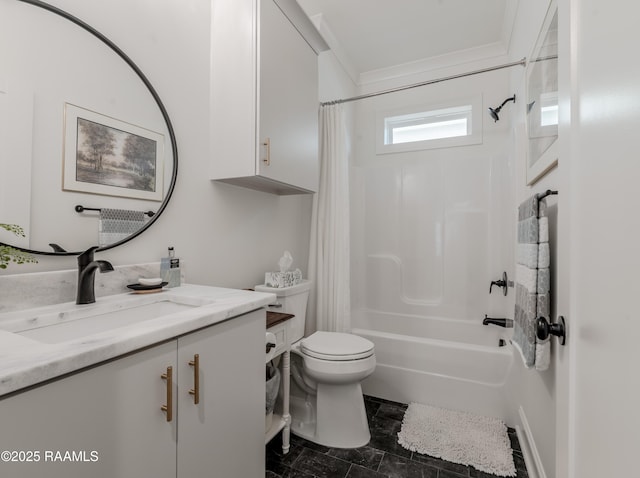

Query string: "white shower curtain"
[307, 103, 351, 334]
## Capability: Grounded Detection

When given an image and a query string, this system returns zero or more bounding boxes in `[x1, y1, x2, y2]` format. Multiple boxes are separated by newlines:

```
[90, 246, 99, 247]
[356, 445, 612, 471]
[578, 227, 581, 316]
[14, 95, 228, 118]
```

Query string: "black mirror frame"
[2, 0, 178, 256]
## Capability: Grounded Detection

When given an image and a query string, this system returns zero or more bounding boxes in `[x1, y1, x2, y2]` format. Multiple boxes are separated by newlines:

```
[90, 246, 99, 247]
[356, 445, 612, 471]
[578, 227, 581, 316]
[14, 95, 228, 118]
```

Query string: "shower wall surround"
[351, 68, 513, 323]
[347, 67, 515, 421]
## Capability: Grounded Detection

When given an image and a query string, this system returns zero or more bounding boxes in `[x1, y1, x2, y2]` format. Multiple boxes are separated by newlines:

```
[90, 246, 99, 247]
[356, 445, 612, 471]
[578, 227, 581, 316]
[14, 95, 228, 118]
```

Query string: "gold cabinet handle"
[188, 354, 200, 405]
[262, 138, 271, 166]
[161, 366, 173, 422]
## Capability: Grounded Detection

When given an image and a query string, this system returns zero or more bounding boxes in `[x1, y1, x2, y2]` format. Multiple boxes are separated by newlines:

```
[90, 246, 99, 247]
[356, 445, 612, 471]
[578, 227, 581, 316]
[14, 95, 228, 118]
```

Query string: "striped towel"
[513, 195, 551, 371]
[99, 208, 146, 246]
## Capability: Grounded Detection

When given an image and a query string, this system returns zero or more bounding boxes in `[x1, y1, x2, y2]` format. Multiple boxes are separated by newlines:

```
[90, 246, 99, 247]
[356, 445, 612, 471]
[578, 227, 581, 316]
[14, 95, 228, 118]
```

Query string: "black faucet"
[76, 246, 114, 304]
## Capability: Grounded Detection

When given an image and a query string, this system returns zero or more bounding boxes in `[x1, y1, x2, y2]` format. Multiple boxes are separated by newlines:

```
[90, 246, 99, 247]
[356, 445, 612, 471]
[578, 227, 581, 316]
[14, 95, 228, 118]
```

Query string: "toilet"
[255, 280, 376, 449]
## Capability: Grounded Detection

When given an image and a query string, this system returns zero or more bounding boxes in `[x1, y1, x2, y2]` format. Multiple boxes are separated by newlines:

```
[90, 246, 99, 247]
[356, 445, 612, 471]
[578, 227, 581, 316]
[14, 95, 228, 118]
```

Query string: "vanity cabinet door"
[176, 310, 265, 478]
[0, 341, 177, 478]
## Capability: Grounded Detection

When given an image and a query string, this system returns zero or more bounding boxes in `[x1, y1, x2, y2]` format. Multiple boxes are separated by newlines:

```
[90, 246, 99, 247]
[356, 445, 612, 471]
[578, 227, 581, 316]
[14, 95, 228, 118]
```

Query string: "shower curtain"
[307, 104, 351, 334]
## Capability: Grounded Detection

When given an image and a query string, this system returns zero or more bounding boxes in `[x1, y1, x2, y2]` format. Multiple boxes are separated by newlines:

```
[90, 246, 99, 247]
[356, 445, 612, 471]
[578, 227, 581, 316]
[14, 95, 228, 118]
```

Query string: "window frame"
[375, 95, 483, 155]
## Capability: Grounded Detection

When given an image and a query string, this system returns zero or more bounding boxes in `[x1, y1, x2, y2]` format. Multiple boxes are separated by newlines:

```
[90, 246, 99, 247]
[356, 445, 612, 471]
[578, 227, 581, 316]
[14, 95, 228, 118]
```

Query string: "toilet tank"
[255, 280, 311, 343]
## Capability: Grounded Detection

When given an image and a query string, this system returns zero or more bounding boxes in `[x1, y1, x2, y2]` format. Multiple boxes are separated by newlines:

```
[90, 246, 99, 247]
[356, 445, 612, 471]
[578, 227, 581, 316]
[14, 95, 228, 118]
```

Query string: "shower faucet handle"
[489, 280, 506, 293]
[489, 271, 509, 296]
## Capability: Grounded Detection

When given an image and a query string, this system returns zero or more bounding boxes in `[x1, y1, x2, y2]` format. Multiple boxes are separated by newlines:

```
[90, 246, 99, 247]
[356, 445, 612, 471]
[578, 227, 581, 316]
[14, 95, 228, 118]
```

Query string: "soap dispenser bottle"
[161, 246, 181, 287]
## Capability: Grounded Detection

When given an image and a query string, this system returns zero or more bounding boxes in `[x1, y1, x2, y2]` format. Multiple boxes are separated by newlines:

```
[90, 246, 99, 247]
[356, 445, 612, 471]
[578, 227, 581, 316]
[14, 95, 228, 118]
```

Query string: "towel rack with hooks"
[536, 189, 558, 201]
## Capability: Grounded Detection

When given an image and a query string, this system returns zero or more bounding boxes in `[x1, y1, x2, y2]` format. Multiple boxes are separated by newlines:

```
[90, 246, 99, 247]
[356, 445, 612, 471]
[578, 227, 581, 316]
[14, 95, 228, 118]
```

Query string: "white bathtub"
[352, 310, 514, 421]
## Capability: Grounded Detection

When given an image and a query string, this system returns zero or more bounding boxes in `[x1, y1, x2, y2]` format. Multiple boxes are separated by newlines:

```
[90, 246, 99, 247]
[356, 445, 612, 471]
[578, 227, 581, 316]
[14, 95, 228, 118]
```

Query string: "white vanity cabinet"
[176, 312, 265, 477]
[0, 310, 265, 478]
[210, 0, 319, 195]
[0, 340, 178, 478]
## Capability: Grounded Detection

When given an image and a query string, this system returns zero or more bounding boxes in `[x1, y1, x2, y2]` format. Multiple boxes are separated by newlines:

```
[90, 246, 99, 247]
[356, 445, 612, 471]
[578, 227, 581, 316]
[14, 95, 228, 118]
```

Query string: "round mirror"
[0, 0, 177, 255]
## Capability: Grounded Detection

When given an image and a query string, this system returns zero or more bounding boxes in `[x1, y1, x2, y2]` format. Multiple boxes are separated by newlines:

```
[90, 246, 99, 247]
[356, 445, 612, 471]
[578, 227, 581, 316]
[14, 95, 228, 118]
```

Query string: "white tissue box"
[265, 269, 302, 288]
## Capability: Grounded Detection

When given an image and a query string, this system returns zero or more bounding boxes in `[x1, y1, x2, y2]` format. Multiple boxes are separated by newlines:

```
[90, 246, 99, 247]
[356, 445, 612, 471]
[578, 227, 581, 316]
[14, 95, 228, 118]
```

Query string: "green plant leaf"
[0, 223, 37, 268]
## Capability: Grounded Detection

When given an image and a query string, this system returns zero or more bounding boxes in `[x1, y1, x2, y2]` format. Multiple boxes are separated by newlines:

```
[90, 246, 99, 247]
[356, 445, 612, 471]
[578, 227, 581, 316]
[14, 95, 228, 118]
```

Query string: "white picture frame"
[63, 103, 164, 201]
[525, 0, 558, 185]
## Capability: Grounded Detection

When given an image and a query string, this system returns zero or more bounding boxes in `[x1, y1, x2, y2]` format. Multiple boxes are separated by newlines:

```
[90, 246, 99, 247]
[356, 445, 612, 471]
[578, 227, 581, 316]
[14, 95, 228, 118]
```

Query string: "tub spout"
[482, 315, 513, 328]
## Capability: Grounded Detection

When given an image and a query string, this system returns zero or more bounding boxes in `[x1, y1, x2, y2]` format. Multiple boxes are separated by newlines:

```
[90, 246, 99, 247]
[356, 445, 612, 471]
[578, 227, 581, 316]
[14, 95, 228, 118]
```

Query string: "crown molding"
[309, 13, 359, 85]
[359, 42, 509, 89]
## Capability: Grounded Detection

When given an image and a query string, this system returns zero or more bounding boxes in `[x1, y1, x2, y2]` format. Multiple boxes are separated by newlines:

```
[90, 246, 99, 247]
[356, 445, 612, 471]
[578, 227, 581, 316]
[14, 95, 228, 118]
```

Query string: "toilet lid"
[300, 332, 374, 361]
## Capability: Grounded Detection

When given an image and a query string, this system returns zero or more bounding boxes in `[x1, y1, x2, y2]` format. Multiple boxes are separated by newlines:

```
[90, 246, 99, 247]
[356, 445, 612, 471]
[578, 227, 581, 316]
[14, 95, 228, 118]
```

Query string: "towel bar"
[536, 316, 566, 345]
[75, 205, 155, 217]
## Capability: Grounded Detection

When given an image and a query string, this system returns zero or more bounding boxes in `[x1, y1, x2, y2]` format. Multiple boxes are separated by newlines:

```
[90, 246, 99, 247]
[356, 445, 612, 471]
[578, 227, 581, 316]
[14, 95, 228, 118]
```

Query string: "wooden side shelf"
[267, 312, 294, 328]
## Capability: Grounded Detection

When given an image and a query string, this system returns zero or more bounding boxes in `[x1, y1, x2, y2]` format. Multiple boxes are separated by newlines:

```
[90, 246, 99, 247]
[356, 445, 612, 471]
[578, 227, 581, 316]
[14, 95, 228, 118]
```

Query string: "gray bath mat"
[398, 402, 516, 477]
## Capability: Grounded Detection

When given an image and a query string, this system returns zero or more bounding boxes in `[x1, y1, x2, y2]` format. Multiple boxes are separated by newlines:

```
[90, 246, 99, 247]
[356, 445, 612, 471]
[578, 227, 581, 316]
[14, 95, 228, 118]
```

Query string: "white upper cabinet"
[211, 0, 321, 195]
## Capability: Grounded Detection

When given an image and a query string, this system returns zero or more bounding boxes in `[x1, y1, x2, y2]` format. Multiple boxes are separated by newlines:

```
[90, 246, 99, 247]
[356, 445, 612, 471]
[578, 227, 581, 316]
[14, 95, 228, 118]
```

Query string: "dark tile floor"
[266, 395, 529, 478]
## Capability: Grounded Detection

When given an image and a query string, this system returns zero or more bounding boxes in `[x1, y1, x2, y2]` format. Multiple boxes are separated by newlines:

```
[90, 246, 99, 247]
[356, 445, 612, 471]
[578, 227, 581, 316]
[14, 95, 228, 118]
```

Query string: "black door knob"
[536, 316, 566, 345]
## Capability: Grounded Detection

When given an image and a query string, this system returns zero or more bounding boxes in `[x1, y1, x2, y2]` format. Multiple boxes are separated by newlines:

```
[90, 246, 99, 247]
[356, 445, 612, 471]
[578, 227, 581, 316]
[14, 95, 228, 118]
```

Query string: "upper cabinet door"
[210, 0, 319, 195]
[258, 0, 319, 193]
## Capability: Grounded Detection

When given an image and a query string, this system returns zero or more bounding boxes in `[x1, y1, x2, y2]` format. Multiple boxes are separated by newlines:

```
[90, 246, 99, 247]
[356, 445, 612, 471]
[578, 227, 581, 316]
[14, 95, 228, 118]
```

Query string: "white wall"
[0, 0, 313, 290]
[318, 51, 357, 104]
[504, 1, 559, 476]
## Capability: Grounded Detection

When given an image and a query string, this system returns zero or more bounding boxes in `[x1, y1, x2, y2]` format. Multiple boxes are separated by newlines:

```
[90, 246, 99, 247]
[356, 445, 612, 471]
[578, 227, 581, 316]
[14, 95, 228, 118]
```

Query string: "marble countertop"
[0, 284, 276, 397]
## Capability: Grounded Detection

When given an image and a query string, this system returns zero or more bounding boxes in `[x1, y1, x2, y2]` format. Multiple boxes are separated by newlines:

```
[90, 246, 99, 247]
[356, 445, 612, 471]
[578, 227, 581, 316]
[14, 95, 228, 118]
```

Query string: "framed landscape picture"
[63, 103, 164, 201]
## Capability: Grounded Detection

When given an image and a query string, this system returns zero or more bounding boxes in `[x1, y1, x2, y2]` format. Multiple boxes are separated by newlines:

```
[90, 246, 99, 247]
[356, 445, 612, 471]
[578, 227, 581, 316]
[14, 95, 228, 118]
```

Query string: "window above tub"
[376, 96, 483, 154]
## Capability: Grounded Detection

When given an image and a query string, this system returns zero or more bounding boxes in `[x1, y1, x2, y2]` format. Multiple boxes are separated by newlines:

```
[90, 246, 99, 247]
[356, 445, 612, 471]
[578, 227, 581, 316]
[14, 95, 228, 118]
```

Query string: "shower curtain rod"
[320, 57, 527, 107]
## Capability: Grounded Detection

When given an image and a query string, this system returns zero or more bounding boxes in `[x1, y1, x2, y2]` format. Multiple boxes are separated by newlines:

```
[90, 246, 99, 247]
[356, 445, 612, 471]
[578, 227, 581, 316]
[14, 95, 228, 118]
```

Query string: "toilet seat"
[300, 332, 374, 361]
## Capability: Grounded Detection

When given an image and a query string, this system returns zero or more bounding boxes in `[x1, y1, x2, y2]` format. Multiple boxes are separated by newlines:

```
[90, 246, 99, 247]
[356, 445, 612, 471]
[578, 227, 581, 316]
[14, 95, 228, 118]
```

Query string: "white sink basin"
[0, 284, 275, 398]
[1, 294, 216, 344]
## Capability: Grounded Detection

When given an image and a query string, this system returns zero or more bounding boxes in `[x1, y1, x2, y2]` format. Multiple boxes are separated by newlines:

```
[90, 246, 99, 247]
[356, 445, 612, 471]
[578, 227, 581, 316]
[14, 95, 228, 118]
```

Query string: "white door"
[559, 0, 640, 476]
[554, 1, 571, 475]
